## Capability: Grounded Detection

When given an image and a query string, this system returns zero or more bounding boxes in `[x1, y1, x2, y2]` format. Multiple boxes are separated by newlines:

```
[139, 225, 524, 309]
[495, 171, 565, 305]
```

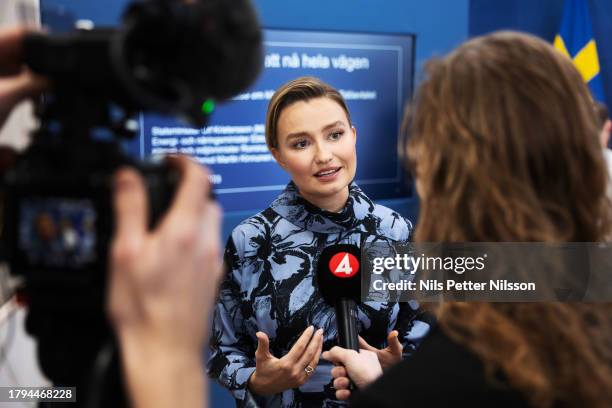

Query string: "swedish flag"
[554, 0, 605, 102]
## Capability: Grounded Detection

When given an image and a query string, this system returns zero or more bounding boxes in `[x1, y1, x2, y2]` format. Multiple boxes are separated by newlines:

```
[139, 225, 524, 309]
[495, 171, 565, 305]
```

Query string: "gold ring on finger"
[304, 365, 315, 376]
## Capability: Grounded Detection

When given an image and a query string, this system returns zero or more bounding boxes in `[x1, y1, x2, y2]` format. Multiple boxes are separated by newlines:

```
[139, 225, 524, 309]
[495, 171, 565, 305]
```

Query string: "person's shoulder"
[370, 203, 413, 241]
[229, 207, 279, 252]
[352, 327, 530, 408]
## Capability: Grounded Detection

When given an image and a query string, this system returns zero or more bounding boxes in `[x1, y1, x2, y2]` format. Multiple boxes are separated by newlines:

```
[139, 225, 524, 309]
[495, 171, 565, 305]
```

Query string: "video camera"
[0, 0, 262, 406]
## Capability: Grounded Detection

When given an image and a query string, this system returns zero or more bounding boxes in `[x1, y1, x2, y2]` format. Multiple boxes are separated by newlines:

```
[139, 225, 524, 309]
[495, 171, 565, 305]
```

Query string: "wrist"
[117, 324, 203, 358]
[119, 336, 206, 408]
[248, 370, 276, 396]
[247, 370, 263, 395]
[379, 354, 402, 371]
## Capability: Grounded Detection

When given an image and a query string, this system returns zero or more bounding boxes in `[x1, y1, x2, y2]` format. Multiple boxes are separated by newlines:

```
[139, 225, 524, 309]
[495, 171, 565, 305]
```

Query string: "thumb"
[387, 330, 403, 355]
[255, 331, 271, 359]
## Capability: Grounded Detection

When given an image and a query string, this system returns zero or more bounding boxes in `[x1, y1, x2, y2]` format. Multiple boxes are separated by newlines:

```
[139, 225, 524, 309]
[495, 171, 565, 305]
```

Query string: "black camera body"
[0, 0, 262, 406]
[1, 138, 178, 408]
[2, 139, 178, 310]
[1, 0, 262, 304]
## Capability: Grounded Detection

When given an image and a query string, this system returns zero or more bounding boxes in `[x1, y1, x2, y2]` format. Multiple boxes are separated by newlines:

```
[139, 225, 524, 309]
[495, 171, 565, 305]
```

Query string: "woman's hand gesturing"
[248, 326, 323, 396]
[358, 330, 403, 370]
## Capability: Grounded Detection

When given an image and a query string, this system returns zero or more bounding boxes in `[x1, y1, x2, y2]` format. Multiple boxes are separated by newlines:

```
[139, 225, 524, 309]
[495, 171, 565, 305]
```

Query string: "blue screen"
[41, 2, 415, 212]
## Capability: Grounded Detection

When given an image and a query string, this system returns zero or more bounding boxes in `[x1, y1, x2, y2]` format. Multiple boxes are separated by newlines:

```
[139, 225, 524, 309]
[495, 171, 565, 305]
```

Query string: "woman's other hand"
[248, 326, 324, 396]
[358, 330, 403, 370]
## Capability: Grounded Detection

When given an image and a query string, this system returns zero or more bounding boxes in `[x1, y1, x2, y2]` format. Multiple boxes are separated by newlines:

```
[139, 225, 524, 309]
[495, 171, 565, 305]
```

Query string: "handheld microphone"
[316, 244, 361, 352]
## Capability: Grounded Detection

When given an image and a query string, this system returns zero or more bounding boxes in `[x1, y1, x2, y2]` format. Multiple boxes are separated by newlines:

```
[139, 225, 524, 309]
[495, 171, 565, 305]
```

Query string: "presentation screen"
[132, 30, 415, 211]
[41, 5, 415, 212]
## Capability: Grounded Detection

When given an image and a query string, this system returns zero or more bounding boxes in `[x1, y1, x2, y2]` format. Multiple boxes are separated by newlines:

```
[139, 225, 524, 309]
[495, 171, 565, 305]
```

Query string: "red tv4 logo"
[328, 252, 359, 278]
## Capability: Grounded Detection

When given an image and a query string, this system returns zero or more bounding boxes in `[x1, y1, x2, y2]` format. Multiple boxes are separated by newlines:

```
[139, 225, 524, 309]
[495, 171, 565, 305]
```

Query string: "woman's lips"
[314, 167, 342, 181]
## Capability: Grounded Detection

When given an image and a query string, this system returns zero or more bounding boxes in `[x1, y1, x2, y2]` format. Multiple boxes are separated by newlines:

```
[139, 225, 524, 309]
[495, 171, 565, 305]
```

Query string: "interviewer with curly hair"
[325, 31, 612, 408]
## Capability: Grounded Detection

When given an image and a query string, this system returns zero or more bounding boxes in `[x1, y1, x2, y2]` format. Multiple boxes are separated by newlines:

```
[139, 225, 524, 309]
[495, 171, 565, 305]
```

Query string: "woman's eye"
[329, 131, 344, 141]
[293, 140, 309, 149]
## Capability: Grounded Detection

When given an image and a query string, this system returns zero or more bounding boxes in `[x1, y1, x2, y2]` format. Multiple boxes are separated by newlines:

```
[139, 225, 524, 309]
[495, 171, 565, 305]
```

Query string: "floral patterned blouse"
[208, 182, 431, 407]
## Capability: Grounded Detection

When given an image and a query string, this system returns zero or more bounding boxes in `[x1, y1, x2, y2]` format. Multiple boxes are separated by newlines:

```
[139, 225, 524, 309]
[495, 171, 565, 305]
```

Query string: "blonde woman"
[208, 77, 430, 407]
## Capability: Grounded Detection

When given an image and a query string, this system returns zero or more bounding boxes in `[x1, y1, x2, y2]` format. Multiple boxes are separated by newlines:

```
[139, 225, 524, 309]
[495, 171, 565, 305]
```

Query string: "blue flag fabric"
[554, 0, 605, 102]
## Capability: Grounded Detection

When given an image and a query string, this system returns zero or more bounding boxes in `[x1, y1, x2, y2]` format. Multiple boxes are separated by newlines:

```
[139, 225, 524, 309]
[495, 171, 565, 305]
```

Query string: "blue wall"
[470, 0, 612, 110]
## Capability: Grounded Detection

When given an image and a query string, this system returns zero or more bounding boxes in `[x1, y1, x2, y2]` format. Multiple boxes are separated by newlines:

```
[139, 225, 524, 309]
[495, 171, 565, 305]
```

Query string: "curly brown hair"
[405, 31, 612, 407]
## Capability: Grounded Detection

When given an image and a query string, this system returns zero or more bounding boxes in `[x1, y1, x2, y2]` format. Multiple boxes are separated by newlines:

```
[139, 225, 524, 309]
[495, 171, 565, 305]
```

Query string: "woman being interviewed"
[208, 77, 430, 406]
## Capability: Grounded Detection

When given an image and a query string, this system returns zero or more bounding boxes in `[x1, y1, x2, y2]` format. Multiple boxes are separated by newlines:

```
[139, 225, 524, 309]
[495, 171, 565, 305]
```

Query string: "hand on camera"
[322, 347, 383, 401]
[108, 156, 222, 408]
[248, 326, 324, 396]
[358, 330, 403, 370]
[109, 155, 222, 352]
[0, 27, 49, 130]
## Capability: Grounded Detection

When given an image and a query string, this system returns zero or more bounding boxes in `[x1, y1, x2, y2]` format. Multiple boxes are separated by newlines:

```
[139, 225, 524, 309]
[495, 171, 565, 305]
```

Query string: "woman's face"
[271, 97, 357, 206]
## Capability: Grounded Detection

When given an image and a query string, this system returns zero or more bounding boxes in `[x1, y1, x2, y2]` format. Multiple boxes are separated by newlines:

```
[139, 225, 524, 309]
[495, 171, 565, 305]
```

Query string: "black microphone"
[316, 244, 361, 352]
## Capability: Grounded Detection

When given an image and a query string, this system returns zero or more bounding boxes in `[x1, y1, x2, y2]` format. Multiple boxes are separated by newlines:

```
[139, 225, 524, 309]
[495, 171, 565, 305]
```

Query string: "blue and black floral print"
[208, 182, 431, 407]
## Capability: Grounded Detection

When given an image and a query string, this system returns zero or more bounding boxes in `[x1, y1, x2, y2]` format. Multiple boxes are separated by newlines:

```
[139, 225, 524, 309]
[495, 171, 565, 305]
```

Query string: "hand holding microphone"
[248, 326, 324, 396]
[316, 243, 404, 399]
[316, 243, 362, 394]
[322, 347, 383, 401]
